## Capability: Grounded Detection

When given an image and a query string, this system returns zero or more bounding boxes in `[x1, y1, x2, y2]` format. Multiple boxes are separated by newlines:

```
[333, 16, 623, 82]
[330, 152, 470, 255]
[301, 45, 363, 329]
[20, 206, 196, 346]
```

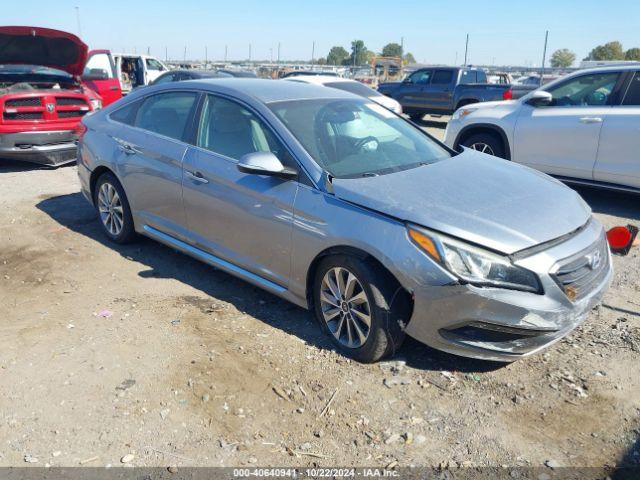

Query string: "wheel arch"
[455, 98, 480, 110]
[454, 123, 511, 160]
[89, 165, 118, 205]
[305, 245, 413, 316]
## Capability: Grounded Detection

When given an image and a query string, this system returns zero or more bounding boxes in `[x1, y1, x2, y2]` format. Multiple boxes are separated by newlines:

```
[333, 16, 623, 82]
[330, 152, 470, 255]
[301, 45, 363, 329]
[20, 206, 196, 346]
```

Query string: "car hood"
[331, 151, 591, 254]
[0, 26, 88, 76]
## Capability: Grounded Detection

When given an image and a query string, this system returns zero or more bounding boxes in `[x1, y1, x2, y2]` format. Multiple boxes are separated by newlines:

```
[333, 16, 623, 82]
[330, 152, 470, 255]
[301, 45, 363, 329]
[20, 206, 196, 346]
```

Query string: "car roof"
[284, 75, 351, 85]
[175, 78, 356, 103]
[169, 69, 229, 77]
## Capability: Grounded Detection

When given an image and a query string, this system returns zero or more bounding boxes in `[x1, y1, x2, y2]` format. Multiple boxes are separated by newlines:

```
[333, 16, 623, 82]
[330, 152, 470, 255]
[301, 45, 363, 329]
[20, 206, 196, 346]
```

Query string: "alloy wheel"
[320, 267, 371, 348]
[469, 142, 495, 156]
[97, 182, 124, 237]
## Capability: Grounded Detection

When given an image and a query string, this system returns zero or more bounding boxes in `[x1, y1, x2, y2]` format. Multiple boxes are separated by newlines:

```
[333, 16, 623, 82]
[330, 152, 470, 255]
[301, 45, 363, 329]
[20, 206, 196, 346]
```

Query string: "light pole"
[541, 30, 549, 79]
[75, 6, 82, 37]
[463, 34, 469, 65]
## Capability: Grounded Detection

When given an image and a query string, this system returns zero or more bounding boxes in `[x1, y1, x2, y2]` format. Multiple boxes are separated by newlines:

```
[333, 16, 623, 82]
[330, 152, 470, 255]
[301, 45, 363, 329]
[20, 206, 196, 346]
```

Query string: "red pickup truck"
[0, 26, 122, 166]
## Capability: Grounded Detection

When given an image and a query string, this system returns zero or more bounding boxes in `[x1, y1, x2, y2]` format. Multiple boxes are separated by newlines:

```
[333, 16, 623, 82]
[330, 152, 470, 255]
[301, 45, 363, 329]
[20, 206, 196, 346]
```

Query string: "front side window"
[545, 72, 620, 106]
[146, 58, 164, 71]
[269, 99, 451, 178]
[197, 95, 292, 164]
[622, 72, 640, 106]
[407, 70, 432, 85]
[432, 70, 454, 85]
[134, 92, 197, 140]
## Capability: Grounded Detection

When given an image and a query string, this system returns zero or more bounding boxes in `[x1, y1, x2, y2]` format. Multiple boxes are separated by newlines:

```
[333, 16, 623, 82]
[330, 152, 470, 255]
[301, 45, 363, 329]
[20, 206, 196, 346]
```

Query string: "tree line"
[316, 41, 416, 66]
[550, 41, 640, 68]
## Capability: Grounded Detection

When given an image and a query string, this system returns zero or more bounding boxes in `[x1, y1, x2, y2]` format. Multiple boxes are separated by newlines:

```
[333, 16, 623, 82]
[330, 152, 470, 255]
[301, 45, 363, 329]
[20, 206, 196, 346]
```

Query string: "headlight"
[452, 107, 477, 121]
[408, 226, 541, 293]
[90, 99, 103, 110]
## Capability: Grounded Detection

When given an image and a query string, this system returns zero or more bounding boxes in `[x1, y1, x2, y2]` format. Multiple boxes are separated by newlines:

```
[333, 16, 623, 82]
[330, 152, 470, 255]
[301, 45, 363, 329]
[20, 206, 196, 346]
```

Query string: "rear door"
[181, 94, 298, 286]
[83, 50, 122, 106]
[593, 70, 640, 188]
[513, 71, 622, 178]
[110, 90, 199, 239]
[423, 69, 455, 112]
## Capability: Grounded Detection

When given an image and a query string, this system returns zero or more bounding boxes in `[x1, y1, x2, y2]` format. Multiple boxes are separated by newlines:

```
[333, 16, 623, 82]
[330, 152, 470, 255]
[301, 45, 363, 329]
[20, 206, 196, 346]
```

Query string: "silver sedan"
[76, 79, 612, 362]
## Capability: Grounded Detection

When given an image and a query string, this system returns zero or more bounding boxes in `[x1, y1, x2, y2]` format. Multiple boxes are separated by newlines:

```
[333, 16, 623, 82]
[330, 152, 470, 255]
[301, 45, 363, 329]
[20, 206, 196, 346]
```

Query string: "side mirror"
[237, 152, 297, 179]
[526, 90, 553, 107]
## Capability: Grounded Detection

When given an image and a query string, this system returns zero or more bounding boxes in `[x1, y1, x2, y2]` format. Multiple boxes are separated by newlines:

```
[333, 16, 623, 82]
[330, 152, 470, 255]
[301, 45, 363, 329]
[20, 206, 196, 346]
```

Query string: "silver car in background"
[77, 79, 612, 362]
[445, 65, 640, 192]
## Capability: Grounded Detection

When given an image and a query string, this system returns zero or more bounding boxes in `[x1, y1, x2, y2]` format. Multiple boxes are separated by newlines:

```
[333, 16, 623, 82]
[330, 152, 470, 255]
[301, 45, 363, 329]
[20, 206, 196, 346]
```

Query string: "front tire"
[460, 132, 506, 159]
[93, 172, 137, 244]
[312, 255, 407, 363]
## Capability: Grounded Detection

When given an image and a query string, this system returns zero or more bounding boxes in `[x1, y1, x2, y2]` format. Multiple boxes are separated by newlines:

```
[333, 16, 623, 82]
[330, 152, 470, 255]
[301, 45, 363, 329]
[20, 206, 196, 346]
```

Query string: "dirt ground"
[1, 120, 639, 471]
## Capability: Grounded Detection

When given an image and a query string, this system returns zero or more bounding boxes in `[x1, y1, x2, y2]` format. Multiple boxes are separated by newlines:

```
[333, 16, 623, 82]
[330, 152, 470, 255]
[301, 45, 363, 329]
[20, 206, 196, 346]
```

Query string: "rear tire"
[460, 132, 506, 159]
[312, 255, 407, 363]
[93, 172, 137, 244]
[408, 112, 424, 122]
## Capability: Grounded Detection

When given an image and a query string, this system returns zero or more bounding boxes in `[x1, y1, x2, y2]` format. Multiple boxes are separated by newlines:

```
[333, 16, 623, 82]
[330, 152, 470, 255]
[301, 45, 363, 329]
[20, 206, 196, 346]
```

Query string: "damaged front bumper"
[0, 130, 78, 166]
[405, 218, 612, 362]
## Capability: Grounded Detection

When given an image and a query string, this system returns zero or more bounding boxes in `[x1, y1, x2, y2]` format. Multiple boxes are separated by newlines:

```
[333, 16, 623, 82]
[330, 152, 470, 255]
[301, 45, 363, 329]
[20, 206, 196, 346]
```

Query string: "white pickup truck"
[112, 53, 169, 94]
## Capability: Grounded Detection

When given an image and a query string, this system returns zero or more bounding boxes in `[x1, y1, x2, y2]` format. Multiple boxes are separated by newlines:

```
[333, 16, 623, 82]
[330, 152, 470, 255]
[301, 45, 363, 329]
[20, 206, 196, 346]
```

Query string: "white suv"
[444, 66, 640, 191]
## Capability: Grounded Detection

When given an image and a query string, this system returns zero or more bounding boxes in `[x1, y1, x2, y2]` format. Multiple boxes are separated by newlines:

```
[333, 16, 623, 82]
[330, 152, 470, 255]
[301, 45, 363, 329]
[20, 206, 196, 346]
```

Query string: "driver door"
[397, 69, 432, 110]
[181, 94, 299, 287]
[513, 71, 621, 179]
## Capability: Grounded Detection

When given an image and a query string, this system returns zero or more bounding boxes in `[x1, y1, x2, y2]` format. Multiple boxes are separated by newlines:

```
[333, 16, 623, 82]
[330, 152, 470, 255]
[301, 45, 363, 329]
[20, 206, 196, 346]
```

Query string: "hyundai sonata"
[77, 79, 612, 362]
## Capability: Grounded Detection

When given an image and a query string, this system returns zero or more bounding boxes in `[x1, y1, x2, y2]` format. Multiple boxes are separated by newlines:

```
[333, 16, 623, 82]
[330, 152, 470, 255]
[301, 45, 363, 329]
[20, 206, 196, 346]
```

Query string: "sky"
[4, 0, 640, 66]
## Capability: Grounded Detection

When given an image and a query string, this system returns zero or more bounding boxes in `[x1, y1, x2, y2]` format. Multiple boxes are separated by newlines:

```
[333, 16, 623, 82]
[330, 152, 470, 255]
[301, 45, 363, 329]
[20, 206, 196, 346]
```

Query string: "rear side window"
[476, 71, 487, 83]
[326, 81, 378, 97]
[197, 95, 293, 165]
[110, 99, 142, 126]
[134, 92, 198, 140]
[622, 72, 640, 105]
[460, 70, 477, 84]
[152, 73, 175, 85]
[432, 70, 454, 85]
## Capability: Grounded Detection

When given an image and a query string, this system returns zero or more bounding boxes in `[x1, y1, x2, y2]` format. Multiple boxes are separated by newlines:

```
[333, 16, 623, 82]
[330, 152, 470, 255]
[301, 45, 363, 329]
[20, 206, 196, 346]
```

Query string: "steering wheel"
[354, 136, 379, 153]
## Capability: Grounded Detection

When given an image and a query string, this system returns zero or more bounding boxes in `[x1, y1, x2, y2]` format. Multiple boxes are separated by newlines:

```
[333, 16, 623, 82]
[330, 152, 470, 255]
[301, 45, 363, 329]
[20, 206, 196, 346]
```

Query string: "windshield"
[269, 98, 451, 178]
[325, 81, 380, 97]
[0, 64, 71, 77]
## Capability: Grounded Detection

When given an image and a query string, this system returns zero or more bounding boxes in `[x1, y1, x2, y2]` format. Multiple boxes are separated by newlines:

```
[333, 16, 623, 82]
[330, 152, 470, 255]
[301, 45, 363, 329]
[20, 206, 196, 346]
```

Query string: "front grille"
[3, 111, 43, 121]
[56, 97, 87, 106]
[552, 234, 610, 302]
[5, 98, 41, 107]
[57, 110, 88, 119]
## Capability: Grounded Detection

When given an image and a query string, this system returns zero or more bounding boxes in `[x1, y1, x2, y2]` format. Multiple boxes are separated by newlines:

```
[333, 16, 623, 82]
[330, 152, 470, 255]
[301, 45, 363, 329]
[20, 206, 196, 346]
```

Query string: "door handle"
[185, 170, 209, 184]
[109, 86, 120, 91]
[579, 117, 603, 124]
[118, 143, 138, 155]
